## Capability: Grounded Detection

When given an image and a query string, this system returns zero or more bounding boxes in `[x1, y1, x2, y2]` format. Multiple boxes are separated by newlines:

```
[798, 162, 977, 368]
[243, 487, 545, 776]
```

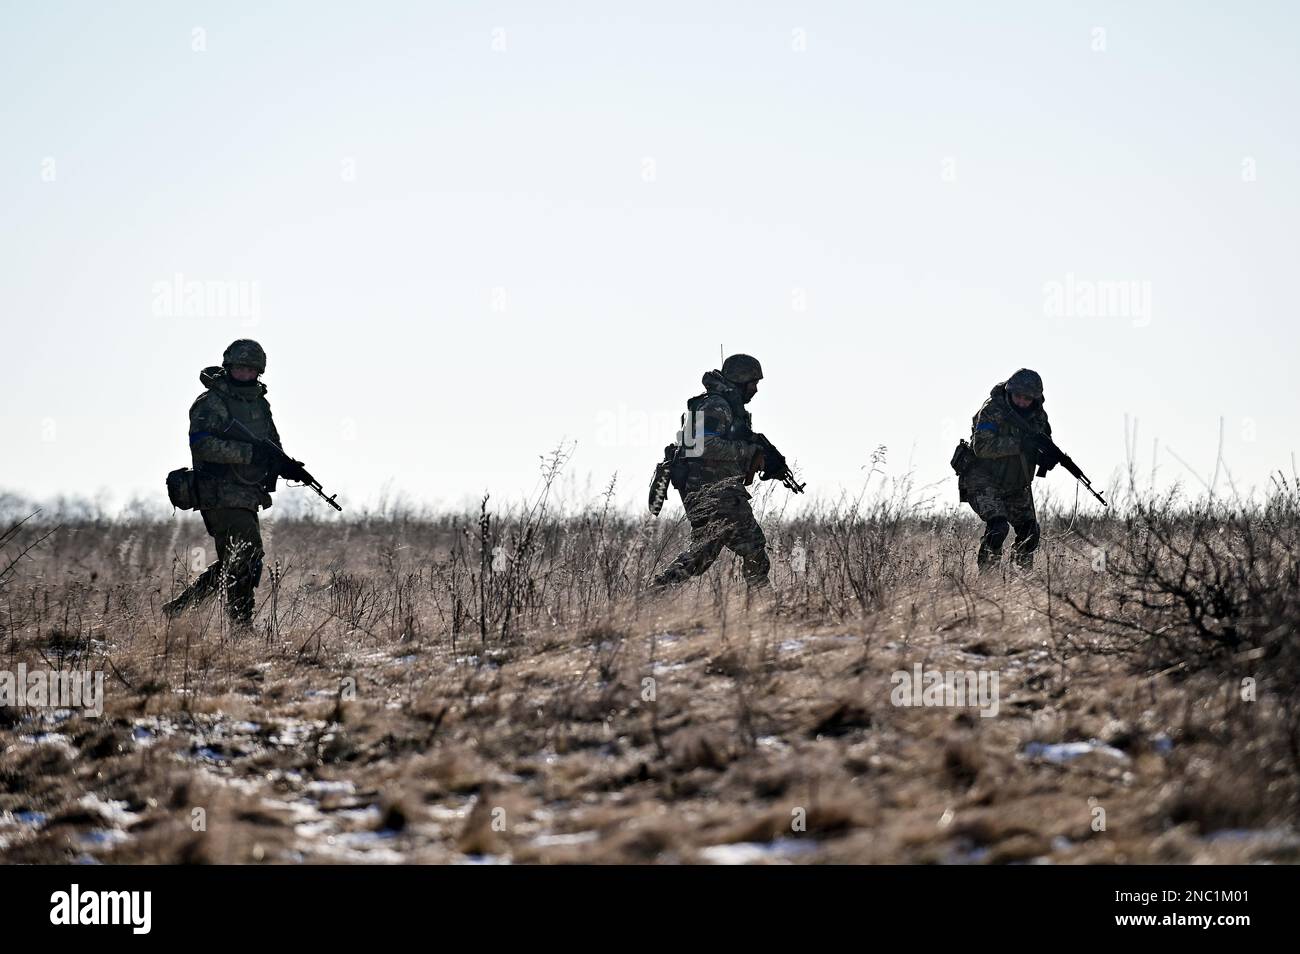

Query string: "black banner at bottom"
[0, 863, 1285, 941]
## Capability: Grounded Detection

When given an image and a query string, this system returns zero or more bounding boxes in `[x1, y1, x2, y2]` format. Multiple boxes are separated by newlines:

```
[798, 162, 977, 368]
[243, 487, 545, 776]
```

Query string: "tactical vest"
[676, 389, 752, 490]
[683, 389, 752, 439]
[967, 394, 1049, 492]
[193, 374, 278, 510]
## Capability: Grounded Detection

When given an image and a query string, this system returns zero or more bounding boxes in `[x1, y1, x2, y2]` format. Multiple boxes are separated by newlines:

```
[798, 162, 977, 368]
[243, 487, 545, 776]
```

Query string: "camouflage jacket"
[188, 366, 282, 511]
[967, 382, 1052, 491]
[675, 371, 762, 492]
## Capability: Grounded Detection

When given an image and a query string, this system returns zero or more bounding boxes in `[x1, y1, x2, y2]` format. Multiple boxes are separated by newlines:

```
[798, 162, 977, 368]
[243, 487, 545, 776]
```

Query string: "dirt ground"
[2, 511, 1297, 864]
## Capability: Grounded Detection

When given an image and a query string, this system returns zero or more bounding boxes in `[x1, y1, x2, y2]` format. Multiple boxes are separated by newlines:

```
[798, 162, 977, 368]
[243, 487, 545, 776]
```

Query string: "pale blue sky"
[2, 1, 1297, 513]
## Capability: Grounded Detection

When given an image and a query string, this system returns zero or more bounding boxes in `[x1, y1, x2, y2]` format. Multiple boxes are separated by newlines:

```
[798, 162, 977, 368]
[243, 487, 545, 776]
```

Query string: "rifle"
[220, 418, 343, 512]
[1003, 407, 1106, 508]
[750, 433, 806, 494]
[649, 431, 805, 514]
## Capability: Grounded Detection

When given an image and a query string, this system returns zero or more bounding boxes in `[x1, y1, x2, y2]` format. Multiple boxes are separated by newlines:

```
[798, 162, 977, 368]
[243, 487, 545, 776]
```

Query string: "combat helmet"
[721, 353, 764, 385]
[1005, 368, 1044, 402]
[223, 339, 266, 374]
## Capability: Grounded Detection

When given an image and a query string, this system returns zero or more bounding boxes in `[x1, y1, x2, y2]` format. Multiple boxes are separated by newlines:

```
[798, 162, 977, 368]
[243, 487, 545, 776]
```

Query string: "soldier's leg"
[163, 510, 227, 617]
[1007, 486, 1040, 569]
[207, 508, 264, 624]
[652, 491, 727, 587]
[967, 483, 1011, 571]
[717, 490, 770, 588]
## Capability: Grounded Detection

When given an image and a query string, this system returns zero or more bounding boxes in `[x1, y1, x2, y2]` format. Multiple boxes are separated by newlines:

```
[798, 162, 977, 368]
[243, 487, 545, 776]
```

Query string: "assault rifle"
[220, 418, 343, 512]
[647, 431, 805, 515]
[1003, 407, 1107, 508]
[749, 433, 806, 494]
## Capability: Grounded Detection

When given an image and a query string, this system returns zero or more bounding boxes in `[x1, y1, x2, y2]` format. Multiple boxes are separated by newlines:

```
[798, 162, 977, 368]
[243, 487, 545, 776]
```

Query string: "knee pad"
[984, 517, 1011, 549]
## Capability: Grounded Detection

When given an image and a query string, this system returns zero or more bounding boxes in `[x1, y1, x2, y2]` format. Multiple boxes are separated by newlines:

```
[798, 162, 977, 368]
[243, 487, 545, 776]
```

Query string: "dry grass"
[1, 474, 1298, 864]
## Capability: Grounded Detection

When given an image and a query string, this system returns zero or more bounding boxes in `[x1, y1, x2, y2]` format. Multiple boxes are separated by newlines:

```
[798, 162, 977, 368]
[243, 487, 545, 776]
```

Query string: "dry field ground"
[2, 479, 1298, 865]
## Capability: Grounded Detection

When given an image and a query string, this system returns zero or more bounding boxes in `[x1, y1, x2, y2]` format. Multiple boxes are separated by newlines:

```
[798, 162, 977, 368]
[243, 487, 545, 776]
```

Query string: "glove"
[1037, 444, 1062, 472]
[279, 458, 312, 483]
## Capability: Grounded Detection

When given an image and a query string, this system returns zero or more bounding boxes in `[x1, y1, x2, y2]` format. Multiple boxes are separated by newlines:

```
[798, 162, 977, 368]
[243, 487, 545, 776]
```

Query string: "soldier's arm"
[970, 406, 1025, 459]
[696, 397, 760, 467]
[188, 394, 253, 465]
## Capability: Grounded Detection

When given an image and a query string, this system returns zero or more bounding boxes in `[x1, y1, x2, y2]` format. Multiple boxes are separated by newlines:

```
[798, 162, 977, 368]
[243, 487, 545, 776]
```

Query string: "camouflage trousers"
[168, 507, 264, 624]
[653, 478, 770, 588]
[963, 478, 1040, 570]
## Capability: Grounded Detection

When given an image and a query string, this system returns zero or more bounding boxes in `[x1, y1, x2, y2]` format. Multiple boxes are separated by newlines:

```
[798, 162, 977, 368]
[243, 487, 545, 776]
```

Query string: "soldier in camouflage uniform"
[652, 354, 773, 589]
[959, 368, 1060, 572]
[164, 340, 309, 625]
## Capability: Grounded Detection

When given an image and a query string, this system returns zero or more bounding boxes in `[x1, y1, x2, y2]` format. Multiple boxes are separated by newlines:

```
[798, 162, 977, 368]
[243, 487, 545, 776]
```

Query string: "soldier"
[163, 340, 310, 625]
[958, 368, 1061, 572]
[652, 354, 779, 590]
